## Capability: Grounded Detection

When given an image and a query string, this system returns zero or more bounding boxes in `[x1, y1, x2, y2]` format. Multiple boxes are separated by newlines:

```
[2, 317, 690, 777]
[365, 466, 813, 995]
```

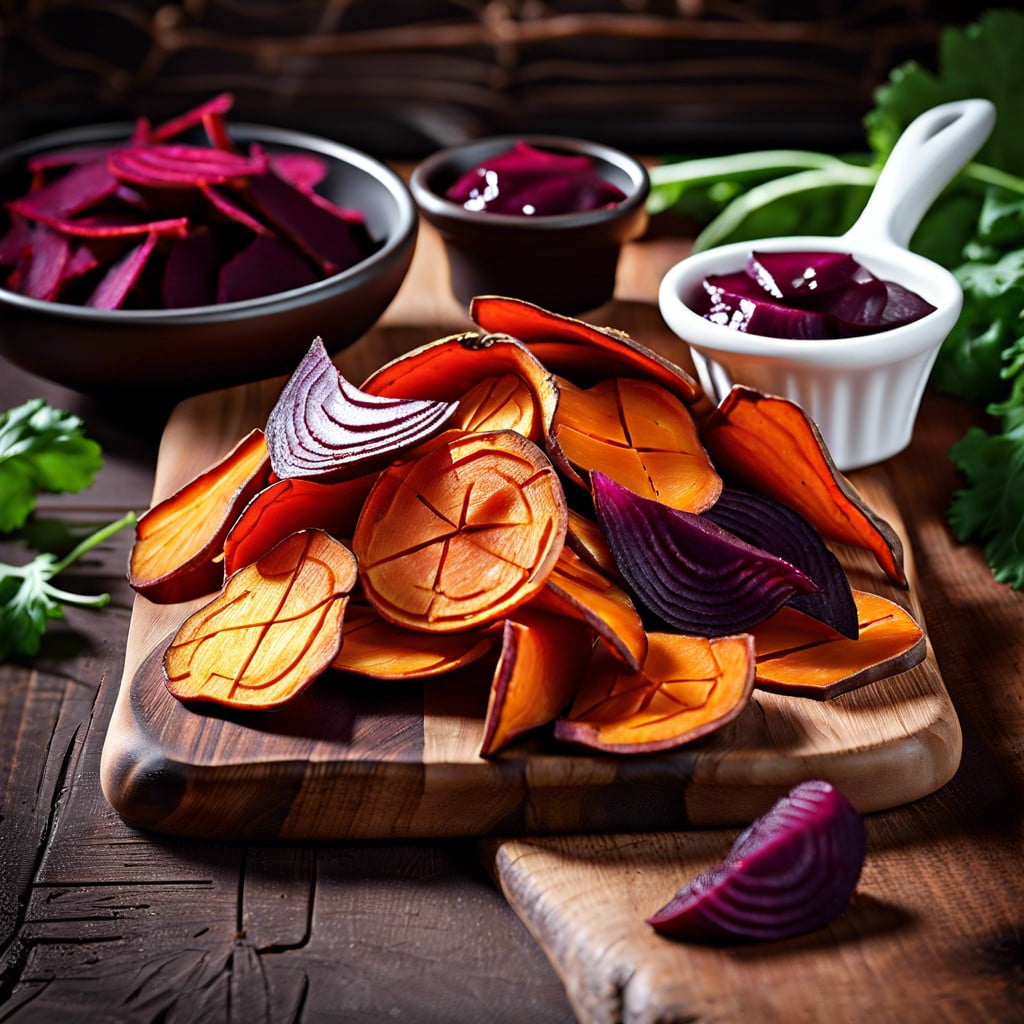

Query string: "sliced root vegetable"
[361, 332, 558, 446]
[592, 470, 817, 637]
[149, 92, 236, 144]
[199, 182, 272, 236]
[266, 337, 458, 481]
[164, 529, 356, 709]
[9, 159, 119, 221]
[270, 152, 329, 192]
[480, 607, 593, 757]
[566, 508, 621, 582]
[20, 222, 70, 301]
[108, 144, 268, 187]
[647, 779, 865, 942]
[750, 589, 926, 699]
[223, 471, 377, 577]
[0, 214, 31, 266]
[35, 212, 190, 239]
[529, 545, 647, 671]
[554, 631, 754, 754]
[552, 376, 721, 511]
[353, 429, 567, 633]
[217, 234, 317, 303]
[243, 168, 370, 275]
[85, 230, 161, 310]
[701, 386, 906, 586]
[332, 602, 494, 680]
[469, 295, 700, 405]
[129, 428, 271, 603]
[703, 488, 858, 639]
[162, 228, 220, 308]
[448, 373, 543, 437]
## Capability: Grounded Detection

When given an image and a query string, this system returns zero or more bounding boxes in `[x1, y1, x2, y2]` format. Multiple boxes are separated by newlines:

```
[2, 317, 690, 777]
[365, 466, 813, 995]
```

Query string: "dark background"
[0, 1, 991, 159]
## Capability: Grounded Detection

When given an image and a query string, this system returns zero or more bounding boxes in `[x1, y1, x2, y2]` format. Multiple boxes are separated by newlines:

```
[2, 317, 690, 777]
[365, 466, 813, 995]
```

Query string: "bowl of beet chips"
[0, 95, 417, 394]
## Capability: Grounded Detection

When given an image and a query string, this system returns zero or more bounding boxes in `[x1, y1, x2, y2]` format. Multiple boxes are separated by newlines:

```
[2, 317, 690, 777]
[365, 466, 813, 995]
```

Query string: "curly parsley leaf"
[0, 511, 136, 661]
[0, 398, 104, 533]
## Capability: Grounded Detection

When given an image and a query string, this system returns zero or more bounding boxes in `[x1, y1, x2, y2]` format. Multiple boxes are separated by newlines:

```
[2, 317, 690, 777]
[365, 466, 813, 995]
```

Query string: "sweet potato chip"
[129, 428, 271, 603]
[529, 545, 647, 671]
[361, 332, 558, 445]
[469, 295, 700, 405]
[701, 386, 906, 586]
[552, 375, 721, 510]
[331, 602, 494, 680]
[353, 429, 567, 632]
[223, 472, 377, 578]
[480, 607, 593, 757]
[750, 589, 926, 699]
[554, 632, 755, 754]
[164, 530, 356, 709]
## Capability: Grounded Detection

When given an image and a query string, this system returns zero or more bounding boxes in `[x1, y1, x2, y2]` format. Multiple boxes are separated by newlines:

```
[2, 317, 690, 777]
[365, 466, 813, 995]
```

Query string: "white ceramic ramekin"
[659, 99, 995, 471]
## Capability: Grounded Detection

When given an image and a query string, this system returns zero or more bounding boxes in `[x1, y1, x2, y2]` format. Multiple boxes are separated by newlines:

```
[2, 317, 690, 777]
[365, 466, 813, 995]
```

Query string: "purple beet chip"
[162, 228, 221, 308]
[86, 231, 160, 309]
[217, 234, 317, 303]
[244, 169, 370, 275]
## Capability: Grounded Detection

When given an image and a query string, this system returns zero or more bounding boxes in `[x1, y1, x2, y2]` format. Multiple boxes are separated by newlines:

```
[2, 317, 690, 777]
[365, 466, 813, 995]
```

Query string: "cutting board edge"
[99, 657, 962, 839]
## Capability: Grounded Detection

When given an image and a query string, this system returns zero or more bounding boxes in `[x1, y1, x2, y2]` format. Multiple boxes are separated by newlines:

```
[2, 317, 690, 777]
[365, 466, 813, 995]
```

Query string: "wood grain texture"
[99, 267, 960, 841]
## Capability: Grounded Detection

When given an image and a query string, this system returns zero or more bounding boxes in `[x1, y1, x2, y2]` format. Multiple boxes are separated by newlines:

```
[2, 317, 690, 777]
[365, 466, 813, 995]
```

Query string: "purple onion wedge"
[591, 471, 817, 636]
[266, 337, 459, 480]
[702, 488, 858, 639]
[647, 779, 866, 943]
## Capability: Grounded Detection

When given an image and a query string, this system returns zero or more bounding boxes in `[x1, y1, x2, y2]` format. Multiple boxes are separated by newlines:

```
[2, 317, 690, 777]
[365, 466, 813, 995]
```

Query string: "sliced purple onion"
[266, 337, 460, 480]
[591, 471, 817, 636]
[647, 779, 866, 943]
[702, 488, 858, 638]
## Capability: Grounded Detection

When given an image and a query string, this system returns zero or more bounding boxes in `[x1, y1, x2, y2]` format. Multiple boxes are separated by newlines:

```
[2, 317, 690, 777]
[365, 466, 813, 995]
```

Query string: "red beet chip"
[85, 231, 160, 309]
[244, 169, 370, 275]
[216, 234, 317, 304]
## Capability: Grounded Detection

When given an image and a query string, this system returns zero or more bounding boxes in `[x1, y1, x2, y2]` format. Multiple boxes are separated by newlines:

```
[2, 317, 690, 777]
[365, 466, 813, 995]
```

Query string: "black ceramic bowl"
[410, 135, 649, 315]
[0, 123, 417, 395]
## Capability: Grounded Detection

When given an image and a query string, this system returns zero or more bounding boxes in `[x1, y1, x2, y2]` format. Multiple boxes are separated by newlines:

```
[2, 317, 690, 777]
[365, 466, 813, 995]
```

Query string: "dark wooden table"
[2, 227, 1022, 1023]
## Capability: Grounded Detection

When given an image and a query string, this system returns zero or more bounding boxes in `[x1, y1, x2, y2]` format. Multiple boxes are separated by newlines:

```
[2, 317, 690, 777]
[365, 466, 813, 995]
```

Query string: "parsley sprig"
[0, 398, 135, 660]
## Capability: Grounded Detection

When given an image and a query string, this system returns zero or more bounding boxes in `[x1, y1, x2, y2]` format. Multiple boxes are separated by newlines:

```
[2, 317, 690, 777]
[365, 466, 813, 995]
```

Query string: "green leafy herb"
[0, 398, 104, 533]
[648, 9, 1024, 589]
[0, 398, 135, 659]
[0, 512, 136, 660]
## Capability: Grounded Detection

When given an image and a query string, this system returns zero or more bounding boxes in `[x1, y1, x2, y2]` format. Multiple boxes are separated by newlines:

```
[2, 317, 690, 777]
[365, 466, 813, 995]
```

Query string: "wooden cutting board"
[99, 360, 961, 841]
